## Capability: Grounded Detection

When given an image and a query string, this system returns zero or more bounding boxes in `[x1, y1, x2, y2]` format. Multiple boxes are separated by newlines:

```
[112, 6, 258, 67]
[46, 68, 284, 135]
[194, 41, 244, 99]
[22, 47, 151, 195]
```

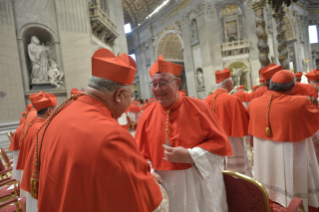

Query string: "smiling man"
[135, 55, 232, 212]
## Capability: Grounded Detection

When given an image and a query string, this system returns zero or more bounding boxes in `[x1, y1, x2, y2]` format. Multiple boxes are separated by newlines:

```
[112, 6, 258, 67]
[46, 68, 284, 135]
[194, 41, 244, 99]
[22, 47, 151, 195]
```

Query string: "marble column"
[273, 6, 289, 69]
[107, 0, 128, 54]
[180, 15, 197, 98]
[251, 0, 271, 68]
[196, 3, 223, 96]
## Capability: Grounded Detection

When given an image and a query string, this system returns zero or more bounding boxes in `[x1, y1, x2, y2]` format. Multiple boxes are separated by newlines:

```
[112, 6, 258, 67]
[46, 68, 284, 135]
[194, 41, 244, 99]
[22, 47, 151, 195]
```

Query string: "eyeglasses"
[150, 78, 178, 89]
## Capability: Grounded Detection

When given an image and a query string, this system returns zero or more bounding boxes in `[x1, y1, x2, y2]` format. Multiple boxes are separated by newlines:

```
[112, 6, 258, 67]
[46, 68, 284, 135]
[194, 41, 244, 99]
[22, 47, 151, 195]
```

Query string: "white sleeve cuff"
[147, 160, 155, 173]
[188, 147, 213, 180]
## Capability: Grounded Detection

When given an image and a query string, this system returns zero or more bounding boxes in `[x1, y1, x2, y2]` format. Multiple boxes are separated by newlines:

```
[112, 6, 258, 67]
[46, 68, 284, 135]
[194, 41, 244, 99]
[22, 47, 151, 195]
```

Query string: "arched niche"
[226, 61, 249, 90]
[155, 30, 184, 61]
[23, 27, 56, 77]
[219, 4, 244, 43]
[17, 23, 63, 90]
[196, 68, 205, 91]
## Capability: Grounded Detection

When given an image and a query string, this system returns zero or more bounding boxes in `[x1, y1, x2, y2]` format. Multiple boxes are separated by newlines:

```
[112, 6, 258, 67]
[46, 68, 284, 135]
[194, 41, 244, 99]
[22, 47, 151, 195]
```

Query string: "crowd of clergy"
[3, 48, 319, 212]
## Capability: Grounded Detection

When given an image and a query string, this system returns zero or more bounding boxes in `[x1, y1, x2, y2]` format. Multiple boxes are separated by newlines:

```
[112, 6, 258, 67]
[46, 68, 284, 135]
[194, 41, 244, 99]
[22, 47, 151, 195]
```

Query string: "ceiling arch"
[122, 0, 165, 27]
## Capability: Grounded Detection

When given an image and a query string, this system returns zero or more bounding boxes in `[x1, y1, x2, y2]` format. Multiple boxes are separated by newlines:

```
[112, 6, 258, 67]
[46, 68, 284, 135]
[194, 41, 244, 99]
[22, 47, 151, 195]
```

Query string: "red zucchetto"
[271, 70, 295, 84]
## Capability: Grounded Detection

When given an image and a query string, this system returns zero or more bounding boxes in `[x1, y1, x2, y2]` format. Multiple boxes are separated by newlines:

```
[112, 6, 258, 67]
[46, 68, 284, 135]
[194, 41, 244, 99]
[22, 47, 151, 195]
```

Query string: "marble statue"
[28, 36, 63, 87]
[28, 36, 49, 82]
[47, 51, 64, 88]
[197, 69, 204, 88]
[191, 20, 198, 39]
[232, 67, 245, 87]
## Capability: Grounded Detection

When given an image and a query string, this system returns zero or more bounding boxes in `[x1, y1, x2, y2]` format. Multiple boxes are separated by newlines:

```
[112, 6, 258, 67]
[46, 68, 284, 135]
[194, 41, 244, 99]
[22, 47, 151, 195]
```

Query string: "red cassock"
[233, 90, 248, 102]
[16, 118, 45, 170]
[19, 117, 25, 125]
[248, 91, 319, 141]
[19, 109, 37, 147]
[204, 89, 249, 137]
[36, 95, 162, 212]
[291, 82, 318, 98]
[135, 95, 232, 171]
[141, 103, 148, 111]
[253, 86, 268, 99]
[9, 125, 23, 151]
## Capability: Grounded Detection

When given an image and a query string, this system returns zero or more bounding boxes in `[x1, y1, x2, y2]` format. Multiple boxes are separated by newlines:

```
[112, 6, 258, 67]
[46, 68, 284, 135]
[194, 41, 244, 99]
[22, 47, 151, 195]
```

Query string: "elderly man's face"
[151, 73, 181, 107]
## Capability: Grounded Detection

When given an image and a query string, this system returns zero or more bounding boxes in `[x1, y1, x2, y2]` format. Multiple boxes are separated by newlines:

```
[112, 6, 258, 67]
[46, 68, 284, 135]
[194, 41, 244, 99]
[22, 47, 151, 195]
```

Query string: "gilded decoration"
[122, 0, 162, 27]
[251, 0, 270, 67]
[157, 33, 183, 61]
[221, 4, 240, 15]
[283, 15, 295, 41]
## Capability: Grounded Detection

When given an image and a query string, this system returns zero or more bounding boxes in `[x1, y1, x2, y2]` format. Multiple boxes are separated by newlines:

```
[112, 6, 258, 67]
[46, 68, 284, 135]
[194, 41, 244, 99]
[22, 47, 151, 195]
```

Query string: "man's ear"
[176, 78, 181, 89]
[114, 88, 126, 103]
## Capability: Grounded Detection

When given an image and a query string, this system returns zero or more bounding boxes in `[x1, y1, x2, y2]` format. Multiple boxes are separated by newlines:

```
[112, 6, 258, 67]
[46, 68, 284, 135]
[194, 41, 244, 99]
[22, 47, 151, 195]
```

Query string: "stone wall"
[54, 0, 93, 97]
[0, 0, 26, 150]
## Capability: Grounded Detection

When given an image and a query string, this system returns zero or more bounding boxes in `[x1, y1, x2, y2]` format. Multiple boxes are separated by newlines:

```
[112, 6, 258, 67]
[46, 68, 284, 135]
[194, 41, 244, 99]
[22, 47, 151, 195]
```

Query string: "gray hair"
[269, 78, 296, 92]
[88, 76, 129, 92]
[216, 78, 232, 89]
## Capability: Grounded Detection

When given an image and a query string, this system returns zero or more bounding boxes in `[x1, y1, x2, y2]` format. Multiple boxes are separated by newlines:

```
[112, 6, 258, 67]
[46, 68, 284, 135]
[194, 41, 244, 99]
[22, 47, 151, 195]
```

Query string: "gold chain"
[165, 96, 179, 146]
[31, 92, 116, 198]
[34, 93, 115, 166]
[265, 95, 273, 137]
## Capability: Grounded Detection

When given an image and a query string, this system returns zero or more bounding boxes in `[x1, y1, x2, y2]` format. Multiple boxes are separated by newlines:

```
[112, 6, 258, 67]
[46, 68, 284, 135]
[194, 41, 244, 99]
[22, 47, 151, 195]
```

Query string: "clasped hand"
[162, 145, 192, 163]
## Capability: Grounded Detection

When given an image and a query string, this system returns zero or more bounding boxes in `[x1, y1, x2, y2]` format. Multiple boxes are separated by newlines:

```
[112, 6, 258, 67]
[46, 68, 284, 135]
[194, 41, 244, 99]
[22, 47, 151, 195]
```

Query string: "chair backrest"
[0, 158, 6, 171]
[0, 149, 10, 164]
[6, 131, 14, 142]
[222, 170, 271, 212]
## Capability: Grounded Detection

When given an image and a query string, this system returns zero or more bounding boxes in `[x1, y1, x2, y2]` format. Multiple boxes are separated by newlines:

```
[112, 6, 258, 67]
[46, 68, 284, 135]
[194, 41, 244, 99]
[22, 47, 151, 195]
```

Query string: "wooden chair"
[222, 170, 305, 212]
[0, 197, 26, 212]
[0, 149, 12, 169]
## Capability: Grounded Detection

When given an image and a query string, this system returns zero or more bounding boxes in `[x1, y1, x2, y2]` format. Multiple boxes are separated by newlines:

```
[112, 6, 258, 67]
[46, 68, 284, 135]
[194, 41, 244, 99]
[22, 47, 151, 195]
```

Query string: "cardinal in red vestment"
[205, 68, 252, 176]
[19, 91, 57, 211]
[248, 70, 319, 211]
[135, 55, 232, 212]
[9, 103, 33, 181]
[27, 48, 165, 212]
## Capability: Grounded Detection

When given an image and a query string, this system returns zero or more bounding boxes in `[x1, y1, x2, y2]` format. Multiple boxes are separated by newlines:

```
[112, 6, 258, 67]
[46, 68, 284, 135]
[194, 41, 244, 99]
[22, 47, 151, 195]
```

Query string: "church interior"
[1, 0, 319, 211]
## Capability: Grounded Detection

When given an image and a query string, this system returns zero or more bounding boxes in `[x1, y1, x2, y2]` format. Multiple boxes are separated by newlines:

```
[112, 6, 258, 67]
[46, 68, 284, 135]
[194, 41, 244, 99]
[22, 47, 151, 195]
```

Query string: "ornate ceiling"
[122, 0, 166, 27]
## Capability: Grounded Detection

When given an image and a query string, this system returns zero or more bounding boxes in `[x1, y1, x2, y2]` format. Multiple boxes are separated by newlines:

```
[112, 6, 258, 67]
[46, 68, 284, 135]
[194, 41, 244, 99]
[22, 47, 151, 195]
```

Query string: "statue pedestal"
[31, 82, 53, 90]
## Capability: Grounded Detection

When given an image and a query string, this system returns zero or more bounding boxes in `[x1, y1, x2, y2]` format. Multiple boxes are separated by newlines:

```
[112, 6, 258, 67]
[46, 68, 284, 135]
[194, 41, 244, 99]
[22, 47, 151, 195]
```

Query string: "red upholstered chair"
[0, 160, 12, 180]
[222, 170, 305, 212]
[0, 197, 26, 212]
[0, 149, 12, 169]
[0, 179, 20, 203]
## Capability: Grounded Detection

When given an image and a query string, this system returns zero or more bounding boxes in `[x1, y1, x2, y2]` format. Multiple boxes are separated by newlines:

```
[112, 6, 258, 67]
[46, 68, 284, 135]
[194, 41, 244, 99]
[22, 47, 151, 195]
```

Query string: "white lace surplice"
[225, 136, 253, 177]
[12, 150, 21, 181]
[154, 147, 228, 212]
[254, 136, 319, 210]
[26, 192, 38, 212]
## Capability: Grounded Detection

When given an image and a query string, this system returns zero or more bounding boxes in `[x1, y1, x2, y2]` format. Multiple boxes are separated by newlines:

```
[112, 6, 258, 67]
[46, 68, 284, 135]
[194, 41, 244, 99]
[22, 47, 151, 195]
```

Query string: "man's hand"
[152, 172, 163, 184]
[162, 145, 192, 163]
[310, 96, 318, 106]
